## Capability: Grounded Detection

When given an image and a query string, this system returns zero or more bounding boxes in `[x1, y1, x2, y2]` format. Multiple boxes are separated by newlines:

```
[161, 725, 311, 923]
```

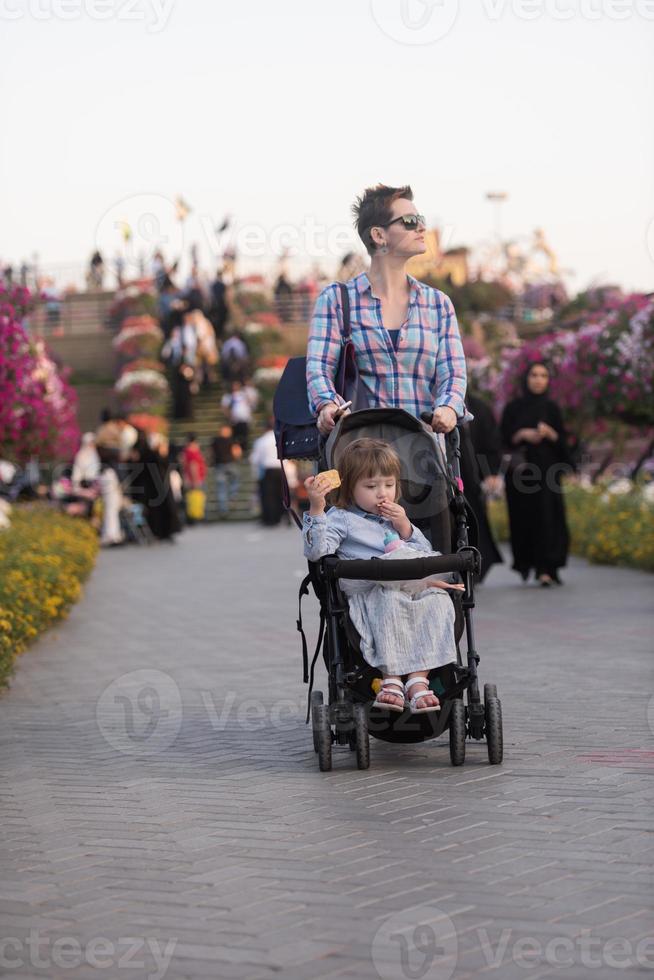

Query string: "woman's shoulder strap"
[337, 281, 351, 340]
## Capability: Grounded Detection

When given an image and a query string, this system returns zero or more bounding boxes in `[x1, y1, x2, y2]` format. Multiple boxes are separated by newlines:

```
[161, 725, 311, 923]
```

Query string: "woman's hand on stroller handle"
[317, 400, 351, 436]
[423, 406, 458, 434]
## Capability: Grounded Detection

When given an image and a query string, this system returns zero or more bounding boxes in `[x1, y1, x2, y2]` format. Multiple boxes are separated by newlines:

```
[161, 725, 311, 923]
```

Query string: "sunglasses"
[381, 213, 426, 231]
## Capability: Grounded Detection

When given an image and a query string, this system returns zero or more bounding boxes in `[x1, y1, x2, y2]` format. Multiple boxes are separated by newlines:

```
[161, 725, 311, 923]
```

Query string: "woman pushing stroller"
[303, 438, 464, 715]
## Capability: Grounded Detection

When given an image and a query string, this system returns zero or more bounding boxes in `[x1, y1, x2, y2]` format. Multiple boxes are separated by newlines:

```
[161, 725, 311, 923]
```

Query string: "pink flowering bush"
[481, 295, 654, 433]
[0, 286, 80, 464]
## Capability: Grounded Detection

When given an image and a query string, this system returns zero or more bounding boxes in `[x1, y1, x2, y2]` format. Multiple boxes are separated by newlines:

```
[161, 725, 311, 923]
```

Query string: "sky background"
[2, 0, 653, 293]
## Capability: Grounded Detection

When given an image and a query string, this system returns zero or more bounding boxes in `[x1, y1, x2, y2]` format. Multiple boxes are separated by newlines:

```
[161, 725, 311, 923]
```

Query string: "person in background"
[184, 263, 208, 314]
[114, 254, 126, 289]
[188, 308, 219, 386]
[209, 267, 229, 340]
[42, 278, 62, 333]
[95, 410, 138, 461]
[250, 419, 283, 527]
[162, 313, 198, 420]
[221, 379, 258, 452]
[88, 250, 104, 290]
[274, 272, 294, 322]
[130, 432, 181, 541]
[220, 331, 250, 383]
[98, 467, 124, 546]
[71, 433, 101, 489]
[211, 424, 242, 519]
[500, 362, 573, 586]
[182, 434, 207, 525]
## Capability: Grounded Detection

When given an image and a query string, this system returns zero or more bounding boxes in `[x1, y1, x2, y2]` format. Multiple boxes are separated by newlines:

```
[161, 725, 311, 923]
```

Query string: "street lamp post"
[485, 191, 508, 243]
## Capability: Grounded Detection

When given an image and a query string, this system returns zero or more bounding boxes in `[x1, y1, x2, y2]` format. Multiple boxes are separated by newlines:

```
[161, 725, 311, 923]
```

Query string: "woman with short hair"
[307, 183, 468, 439]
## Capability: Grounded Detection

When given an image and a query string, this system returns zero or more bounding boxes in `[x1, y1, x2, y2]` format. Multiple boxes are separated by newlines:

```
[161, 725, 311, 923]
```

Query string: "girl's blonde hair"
[332, 438, 402, 508]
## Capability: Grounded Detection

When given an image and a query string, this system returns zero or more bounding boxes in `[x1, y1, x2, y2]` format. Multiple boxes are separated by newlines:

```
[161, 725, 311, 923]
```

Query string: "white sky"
[2, 0, 654, 293]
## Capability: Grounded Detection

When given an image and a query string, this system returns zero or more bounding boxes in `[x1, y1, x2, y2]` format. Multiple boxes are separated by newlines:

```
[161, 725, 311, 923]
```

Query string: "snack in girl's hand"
[320, 469, 341, 492]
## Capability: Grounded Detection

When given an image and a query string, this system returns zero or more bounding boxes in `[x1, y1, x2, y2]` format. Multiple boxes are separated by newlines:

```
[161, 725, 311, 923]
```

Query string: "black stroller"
[296, 407, 503, 772]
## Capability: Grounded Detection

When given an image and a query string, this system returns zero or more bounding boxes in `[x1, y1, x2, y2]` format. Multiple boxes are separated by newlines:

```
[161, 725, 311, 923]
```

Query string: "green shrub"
[488, 483, 654, 572]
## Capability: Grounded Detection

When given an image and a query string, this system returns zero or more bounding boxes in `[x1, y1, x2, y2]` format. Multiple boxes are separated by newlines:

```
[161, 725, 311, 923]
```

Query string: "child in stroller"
[293, 405, 503, 772]
[303, 438, 464, 715]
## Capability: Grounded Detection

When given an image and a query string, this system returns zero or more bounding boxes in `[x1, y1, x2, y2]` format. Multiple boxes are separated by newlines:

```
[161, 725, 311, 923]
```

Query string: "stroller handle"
[324, 552, 477, 581]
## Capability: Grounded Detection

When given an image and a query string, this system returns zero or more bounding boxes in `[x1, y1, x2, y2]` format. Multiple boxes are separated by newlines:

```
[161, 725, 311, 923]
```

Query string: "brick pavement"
[0, 524, 652, 979]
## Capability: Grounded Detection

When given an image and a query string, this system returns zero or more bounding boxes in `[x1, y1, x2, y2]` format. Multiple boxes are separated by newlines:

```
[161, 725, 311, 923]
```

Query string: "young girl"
[303, 438, 463, 714]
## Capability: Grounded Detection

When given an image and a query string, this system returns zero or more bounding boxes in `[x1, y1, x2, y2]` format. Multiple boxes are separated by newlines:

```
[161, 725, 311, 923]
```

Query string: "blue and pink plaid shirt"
[306, 273, 468, 421]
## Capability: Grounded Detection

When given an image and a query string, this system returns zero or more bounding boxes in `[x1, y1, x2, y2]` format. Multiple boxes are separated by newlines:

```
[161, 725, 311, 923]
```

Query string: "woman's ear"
[369, 225, 385, 250]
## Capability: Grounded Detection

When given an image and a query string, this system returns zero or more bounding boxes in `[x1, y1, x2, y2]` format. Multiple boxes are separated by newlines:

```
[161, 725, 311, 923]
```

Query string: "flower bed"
[118, 358, 165, 377]
[488, 480, 654, 572]
[115, 368, 169, 415]
[0, 285, 80, 463]
[473, 296, 654, 437]
[112, 317, 163, 359]
[0, 505, 98, 687]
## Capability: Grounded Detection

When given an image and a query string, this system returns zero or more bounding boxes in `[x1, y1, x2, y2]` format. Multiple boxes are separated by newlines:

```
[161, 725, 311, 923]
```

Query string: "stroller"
[296, 407, 503, 772]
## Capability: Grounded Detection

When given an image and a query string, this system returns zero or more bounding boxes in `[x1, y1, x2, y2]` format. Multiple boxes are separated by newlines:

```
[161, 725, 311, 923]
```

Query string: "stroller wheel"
[310, 691, 324, 754]
[449, 699, 466, 767]
[315, 704, 332, 772]
[485, 697, 503, 766]
[484, 683, 497, 701]
[353, 703, 370, 770]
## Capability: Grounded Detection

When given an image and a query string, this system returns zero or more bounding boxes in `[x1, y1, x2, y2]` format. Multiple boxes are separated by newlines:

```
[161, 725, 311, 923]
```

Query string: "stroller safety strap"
[296, 575, 326, 723]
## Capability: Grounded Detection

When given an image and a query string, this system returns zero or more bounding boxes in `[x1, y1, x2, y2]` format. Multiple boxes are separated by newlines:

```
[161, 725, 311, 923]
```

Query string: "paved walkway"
[0, 524, 652, 980]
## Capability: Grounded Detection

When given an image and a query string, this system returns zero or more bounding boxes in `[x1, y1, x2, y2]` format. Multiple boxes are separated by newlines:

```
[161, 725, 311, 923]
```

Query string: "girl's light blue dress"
[303, 506, 457, 676]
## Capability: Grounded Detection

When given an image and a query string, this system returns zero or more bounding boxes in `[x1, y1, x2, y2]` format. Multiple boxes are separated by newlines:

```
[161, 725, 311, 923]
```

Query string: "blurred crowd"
[0, 405, 305, 544]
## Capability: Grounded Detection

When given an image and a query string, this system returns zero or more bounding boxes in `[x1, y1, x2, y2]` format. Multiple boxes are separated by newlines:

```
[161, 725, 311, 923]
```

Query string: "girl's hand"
[426, 578, 465, 591]
[378, 500, 411, 539]
[304, 474, 331, 515]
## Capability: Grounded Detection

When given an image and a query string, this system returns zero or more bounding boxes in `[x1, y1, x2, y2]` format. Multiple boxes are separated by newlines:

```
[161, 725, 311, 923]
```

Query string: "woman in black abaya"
[130, 434, 181, 541]
[500, 363, 572, 586]
[460, 394, 504, 581]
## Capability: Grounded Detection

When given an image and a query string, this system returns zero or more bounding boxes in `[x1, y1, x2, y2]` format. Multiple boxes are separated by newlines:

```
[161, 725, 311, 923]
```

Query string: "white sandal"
[405, 676, 441, 714]
[372, 677, 405, 714]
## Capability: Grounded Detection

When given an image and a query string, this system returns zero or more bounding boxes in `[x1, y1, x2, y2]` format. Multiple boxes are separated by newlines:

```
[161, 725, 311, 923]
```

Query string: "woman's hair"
[332, 438, 402, 508]
[352, 184, 413, 255]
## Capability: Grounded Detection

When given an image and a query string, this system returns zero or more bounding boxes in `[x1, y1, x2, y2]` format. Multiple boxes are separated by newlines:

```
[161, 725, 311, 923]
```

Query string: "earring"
[379, 242, 389, 254]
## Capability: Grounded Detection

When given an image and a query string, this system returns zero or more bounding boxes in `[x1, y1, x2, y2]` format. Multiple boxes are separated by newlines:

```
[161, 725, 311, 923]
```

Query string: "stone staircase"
[168, 381, 269, 522]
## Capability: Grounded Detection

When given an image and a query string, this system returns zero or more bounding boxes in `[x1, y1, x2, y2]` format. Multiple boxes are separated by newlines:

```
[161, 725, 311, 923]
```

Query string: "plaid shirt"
[306, 273, 468, 420]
